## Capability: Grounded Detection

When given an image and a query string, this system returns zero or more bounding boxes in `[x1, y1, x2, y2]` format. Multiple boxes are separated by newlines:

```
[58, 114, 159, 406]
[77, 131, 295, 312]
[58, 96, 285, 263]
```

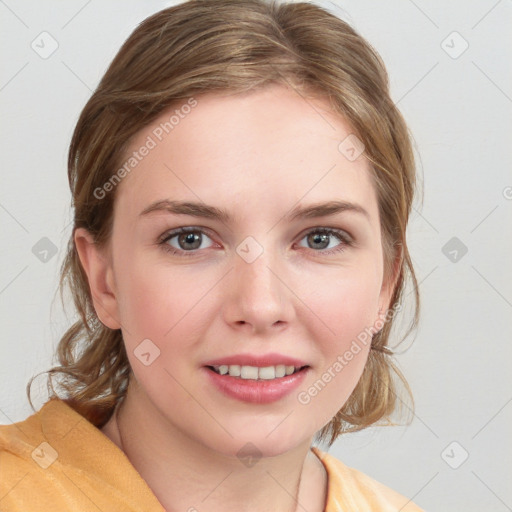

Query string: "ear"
[375, 245, 402, 326]
[74, 227, 121, 330]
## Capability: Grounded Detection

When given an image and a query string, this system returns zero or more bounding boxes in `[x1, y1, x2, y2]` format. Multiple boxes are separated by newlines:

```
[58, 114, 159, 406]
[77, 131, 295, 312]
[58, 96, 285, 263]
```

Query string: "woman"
[0, 1, 422, 510]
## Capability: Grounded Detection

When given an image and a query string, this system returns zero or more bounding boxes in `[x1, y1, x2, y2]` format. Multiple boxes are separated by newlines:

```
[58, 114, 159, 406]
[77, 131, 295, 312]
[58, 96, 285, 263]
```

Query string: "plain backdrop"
[1, 1, 511, 511]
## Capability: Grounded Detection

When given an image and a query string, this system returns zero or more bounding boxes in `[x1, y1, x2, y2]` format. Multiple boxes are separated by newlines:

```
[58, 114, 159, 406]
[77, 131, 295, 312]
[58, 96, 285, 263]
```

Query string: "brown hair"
[27, 0, 419, 446]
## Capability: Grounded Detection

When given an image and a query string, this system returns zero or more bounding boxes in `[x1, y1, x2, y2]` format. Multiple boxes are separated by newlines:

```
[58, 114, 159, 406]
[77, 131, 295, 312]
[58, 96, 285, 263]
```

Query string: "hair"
[27, 0, 419, 446]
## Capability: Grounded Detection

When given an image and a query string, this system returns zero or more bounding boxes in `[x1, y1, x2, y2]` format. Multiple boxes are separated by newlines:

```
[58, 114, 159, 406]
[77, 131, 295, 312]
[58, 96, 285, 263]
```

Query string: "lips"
[209, 363, 305, 380]
[203, 353, 309, 368]
[202, 353, 310, 403]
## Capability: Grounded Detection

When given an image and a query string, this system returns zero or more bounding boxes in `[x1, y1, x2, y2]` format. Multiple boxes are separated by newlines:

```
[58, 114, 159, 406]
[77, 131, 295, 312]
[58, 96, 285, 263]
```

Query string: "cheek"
[296, 268, 380, 421]
[307, 266, 381, 343]
[114, 263, 170, 337]
[113, 254, 219, 365]
[114, 261, 204, 398]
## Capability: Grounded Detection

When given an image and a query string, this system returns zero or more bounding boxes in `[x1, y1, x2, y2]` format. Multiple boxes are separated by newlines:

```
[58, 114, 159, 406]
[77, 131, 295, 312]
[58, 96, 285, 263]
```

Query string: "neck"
[106, 381, 326, 512]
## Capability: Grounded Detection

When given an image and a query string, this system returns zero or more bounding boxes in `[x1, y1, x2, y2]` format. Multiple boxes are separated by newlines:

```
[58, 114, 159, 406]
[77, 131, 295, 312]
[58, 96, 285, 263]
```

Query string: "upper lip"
[203, 353, 309, 368]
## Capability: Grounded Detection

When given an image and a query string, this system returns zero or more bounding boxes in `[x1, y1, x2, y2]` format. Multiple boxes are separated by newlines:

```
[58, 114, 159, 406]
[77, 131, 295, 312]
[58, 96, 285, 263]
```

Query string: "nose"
[222, 247, 295, 335]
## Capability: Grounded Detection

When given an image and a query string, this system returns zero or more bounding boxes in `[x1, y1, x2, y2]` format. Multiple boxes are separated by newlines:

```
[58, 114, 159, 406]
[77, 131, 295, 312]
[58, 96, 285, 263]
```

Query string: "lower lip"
[203, 367, 309, 404]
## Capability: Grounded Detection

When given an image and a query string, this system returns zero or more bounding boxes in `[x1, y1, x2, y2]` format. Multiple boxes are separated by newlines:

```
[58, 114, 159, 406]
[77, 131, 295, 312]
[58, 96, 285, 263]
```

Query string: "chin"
[195, 417, 315, 461]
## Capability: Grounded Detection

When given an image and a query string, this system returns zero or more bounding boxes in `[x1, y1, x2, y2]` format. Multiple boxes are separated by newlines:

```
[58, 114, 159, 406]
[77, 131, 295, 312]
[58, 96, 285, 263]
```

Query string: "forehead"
[114, 84, 378, 223]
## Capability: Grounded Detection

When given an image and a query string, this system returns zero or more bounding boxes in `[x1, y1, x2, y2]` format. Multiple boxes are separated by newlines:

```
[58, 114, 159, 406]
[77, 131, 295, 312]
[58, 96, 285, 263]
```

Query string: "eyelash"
[157, 226, 353, 258]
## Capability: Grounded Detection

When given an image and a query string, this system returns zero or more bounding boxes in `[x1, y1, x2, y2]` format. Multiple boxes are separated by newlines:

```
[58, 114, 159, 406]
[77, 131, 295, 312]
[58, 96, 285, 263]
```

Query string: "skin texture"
[75, 84, 398, 512]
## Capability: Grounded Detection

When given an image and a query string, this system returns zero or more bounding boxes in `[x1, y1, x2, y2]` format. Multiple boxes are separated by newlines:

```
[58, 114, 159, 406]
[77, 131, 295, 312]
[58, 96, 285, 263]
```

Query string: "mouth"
[206, 364, 309, 380]
[202, 353, 311, 403]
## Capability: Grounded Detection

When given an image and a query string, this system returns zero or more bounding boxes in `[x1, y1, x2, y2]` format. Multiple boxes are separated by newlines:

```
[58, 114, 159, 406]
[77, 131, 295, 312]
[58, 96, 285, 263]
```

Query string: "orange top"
[0, 398, 424, 511]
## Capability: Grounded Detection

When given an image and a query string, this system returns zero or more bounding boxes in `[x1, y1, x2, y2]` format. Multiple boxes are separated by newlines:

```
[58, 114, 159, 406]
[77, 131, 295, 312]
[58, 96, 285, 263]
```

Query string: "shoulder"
[0, 402, 48, 466]
[0, 399, 70, 465]
[0, 398, 165, 511]
[0, 397, 112, 477]
[0, 401, 55, 507]
[0, 399, 96, 509]
[311, 447, 425, 512]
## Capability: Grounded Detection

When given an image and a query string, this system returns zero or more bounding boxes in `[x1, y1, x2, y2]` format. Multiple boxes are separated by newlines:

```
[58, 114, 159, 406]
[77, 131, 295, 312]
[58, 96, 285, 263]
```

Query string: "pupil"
[310, 233, 328, 249]
[180, 232, 201, 249]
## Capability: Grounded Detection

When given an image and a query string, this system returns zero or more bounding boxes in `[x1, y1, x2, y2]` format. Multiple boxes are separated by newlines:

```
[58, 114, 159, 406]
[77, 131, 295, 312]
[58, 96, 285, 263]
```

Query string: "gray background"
[1, 1, 511, 511]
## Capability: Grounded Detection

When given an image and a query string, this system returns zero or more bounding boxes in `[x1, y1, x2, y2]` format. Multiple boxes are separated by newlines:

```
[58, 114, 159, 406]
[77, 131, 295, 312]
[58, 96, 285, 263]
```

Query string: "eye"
[158, 226, 352, 257]
[159, 227, 215, 256]
[296, 228, 352, 255]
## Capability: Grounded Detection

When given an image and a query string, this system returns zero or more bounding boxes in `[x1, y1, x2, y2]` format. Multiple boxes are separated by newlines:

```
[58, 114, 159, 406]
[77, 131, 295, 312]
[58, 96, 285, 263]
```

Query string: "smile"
[204, 364, 310, 404]
[208, 364, 306, 380]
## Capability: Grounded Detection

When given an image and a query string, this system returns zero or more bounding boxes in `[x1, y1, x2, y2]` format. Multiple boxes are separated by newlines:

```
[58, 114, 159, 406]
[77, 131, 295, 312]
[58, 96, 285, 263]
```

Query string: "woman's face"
[83, 84, 395, 456]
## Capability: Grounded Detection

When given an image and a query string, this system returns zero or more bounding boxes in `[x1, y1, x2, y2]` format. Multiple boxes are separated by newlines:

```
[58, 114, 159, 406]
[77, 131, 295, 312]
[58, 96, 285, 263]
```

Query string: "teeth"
[229, 364, 241, 377]
[240, 366, 259, 379]
[258, 366, 275, 380]
[275, 365, 286, 378]
[211, 364, 303, 380]
[285, 365, 295, 376]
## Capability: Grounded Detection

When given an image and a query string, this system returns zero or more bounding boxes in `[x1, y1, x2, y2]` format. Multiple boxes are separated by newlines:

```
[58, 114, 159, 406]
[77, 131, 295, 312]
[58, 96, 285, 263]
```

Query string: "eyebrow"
[139, 199, 369, 223]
